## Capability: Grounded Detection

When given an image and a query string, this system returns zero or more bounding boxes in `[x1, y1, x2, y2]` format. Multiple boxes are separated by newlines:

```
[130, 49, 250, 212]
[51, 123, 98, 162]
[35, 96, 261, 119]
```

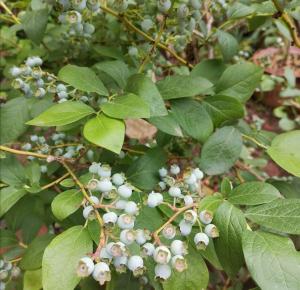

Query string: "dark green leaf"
[0, 229, 18, 248]
[214, 201, 247, 277]
[171, 99, 213, 142]
[200, 126, 242, 175]
[217, 30, 239, 61]
[83, 114, 125, 154]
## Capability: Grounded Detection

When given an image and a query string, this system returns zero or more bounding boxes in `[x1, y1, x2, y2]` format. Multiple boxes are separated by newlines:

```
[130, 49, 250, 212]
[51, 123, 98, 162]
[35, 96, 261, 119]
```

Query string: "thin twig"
[0, 1, 20, 24]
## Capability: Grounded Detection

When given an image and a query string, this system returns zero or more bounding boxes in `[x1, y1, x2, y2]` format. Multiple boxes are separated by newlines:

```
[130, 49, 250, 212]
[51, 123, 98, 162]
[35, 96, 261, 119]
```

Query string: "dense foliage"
[0, 0, 300, 290]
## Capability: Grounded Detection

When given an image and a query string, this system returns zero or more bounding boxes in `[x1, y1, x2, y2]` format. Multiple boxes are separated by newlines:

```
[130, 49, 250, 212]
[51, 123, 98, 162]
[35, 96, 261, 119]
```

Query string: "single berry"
[117, 184, 132, 199]
[168, 186, 182, 198]
[204, 224, 219, 238]
[141, 242, 155, 257]
[113, 256, 128, 273]
[117, 214, 135, 229]
[171, 255, 187, 272]
[170, 240, 187, 256]
[155, 264, 171, 281]
[199, 210, 213, 225]
[153, 246, 171, 264]
[120, 229, 136, 245]
[92, 262, 111, 285]
[97, 179, 113, 192]
[127, 255, 144, 276]
[103, 211, 118, 226]
[124, 201, 138, 215]
[179, 220, 192, 236]
[83, 205, 95, 220]
[135, 229, 150, 245]
[158, 167, 168, 178]
[162, 224, 176, 239]
[183, 209, 197, 224]
[98, 164, 111, 178]
[194, 232, 209, 250]
[112, 173, 125, 186]
[170, 164, 180, 175]
[184, 195, 193, 206]
[147, 191, 163, 207]
[77, 257, 94, 277]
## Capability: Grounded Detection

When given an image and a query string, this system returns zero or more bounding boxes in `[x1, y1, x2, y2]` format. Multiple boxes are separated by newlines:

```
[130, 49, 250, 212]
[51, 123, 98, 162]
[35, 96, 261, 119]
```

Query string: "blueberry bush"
[0, 0, 300, 289]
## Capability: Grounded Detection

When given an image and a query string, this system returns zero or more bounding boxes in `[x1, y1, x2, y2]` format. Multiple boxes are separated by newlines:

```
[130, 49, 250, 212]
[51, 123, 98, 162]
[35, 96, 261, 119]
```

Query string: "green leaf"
[51, 189, 82, 221]
[202, 95, 244, 127]
[42, 226, 93, 290]
[0, 186, 27, 217]
[227, 3, 255, 19]
[242, 231, 300, 290]
[87, 219, 101, 244]
[214, 201, 247, 277]
[0, 97, 30, 144]
[228, 181, 281, 205]
[25, 162, 41, 186]
[127, 147, 167, 190]
[0, 229, 18, 248]
[94, 60, 130, 88]
[200, 126, 242, 175]
[22, 9, 48, 44]
[20, 234, 54, 270]
[27, 101, 95, 127]
[135, 206, 164, 232]
[217, 30, 239, 61]
[215, 63, 263, 102]
[163, 246, 209, 290]
[198, 194, 223, 213]
[149, 112, 183, 137]
[83, 114, 125, 154]
[191, 59, 226, 84]
[157, 75, 213, 100]
[0, 155, 26, 186]
[24, 269, 43, 290]
[171, 99, 213, 143]
[58, 65, 108, 96]
[101, 93, 150, 119]
[126, 74, 167, 117]
[267, 130, 300, 177]
[245, 199, 300, 234]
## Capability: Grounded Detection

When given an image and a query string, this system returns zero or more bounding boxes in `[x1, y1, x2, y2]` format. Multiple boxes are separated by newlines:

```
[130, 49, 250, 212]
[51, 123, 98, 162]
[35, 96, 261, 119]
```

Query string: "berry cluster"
[76, 163, 219, 284]
[0, 260, 21, 290]
[57, 0, 98, 38]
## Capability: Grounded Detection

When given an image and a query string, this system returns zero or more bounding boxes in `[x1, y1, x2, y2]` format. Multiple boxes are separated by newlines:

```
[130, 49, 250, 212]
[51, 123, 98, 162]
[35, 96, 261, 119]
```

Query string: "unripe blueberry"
[157, 0, 171, 13]
[170, 164, 180, 175]
[190, 0, 201, 9]
[177, 4, 189, 18]
[193, 168, 204, 180]
[0, 270, 8, 280]
[135, 229, 150, 245]
[128, 46, 138, 57]
[87, 149, 94, 161]
[87, 0, 100, 11]
[189, 182, 199, 193]
[58, 91, 68, 99]
[66, 10, 82, 24]
[40, 165, 47, 173]
[25, 56, 43, 67]
[155, 264, 171, 280]
[112, 173, 125, 186]
[99, 247, 113, 262]
[168, 186, 182, 198]
[117, 184, 132, 199]
[171, 255, 187, 272]
[98, 164, 111, 178]
[141, 19, 153, 32]
[103, 211, 118, 225]
[71, 0, 87, 11]
[117, 214, 135, 229]
[153, 246, 171, 264]
[12, 78, 24, 89]
[97, 179, 113, 192]
[170, 240, 187, 256]
[113, 256, 128, 273]
[83, 205, 95, 220]
[77, 257, 94, 277]
[36, 78, 44, 87]
[194, 232, 209, 250]
[158, 181, 166, 190]
[58, 98, 68, 103]
[162, 224, 176, 239]
[147, 191, 163, 207]
[115, 199, 127, 210]
[204, 224, 219, 238]
[183, 209, 197, 224]
[199, 210, 213, 224]
[92, 262, 111, 285]
[179, 220, 192, 236]
[184, 173, 197, 185]
[56, 83, 67, 92]
[35, 87, 46, 98]
[89, 162, 100, 174]
[141, 242, 155, 256]
[83, 23, 95, 35]
[184, 195, 193, 206]
[127, 255, 144, 276]
[10, 66, 22, 77]
[106, 242, 126, 257]
[124, 201, 138, 215]
[120, 229, 136, 245]
[22, 143, 32, 151]
[158, 167, 168, 178]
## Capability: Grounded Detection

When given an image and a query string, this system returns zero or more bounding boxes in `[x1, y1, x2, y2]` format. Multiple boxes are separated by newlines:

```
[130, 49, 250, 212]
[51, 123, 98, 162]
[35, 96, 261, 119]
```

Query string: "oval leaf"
[51, 189, 83, 221]
[267, 130, 300, 177]
[228, 181, 281, 205]
[245, 199, 300, 234]
[83, 114, 125, 154]
[27, 101, 94, 127]
[42, 226, 93, 290]
[243, 231, 300, 290]
[101, 93, 150, 119]
[200, 126, 242, 175]
[58, 65, 108, 96]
